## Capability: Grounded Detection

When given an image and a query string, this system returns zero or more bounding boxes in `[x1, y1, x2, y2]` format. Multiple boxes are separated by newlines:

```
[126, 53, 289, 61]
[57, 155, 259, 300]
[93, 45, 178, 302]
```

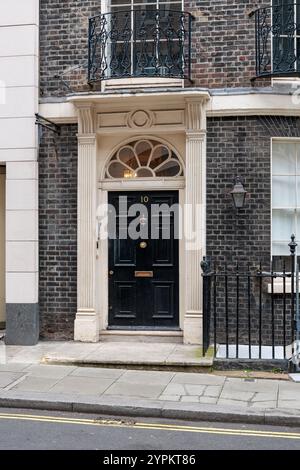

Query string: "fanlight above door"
[105, 139, 184, 179]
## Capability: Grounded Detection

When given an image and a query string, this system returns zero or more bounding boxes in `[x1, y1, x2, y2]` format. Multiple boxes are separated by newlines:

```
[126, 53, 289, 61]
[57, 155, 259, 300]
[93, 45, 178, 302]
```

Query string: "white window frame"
[271, 137, 300, 257]
[101, 0, 184, 79]
[269, 137, 300, 293]
[272, 0, 300, 73]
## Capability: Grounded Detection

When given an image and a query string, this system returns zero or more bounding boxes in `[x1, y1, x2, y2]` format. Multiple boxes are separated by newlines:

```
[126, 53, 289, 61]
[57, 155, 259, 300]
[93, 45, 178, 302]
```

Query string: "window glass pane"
[150, 145, 170, 169]
[272, 242, 290, 256]
[297, 177, 300, 206]
[107, 161, 129, 178]
[272, 208, 295, 241]
[136, 168, 153, 177]
[296, 210, 300, 239]
[296, 144, 300, 172]
[273, 142, 296, 174]
[118, 147, 139, 169]
[135, 140, 152, 166]
[156, 160, 181, 177]
[272, 1, 295, 35]
[272, 175, 296, 207]
[111, 0, 132, 5]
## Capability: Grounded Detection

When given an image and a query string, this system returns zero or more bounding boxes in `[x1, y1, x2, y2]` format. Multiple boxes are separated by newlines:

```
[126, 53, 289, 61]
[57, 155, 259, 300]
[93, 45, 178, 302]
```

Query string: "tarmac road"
[0, 408, 299, 450]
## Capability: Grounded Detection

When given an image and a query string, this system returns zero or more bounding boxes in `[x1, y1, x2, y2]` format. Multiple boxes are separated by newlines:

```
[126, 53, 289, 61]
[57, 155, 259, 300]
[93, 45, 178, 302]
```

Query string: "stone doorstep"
[42, 357, 214, 373]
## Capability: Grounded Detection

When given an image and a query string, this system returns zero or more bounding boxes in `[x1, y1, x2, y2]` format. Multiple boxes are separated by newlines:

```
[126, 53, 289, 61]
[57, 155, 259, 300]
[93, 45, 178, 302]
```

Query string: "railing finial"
[201, 256, 211, 273]
[289, 234, 298, 255]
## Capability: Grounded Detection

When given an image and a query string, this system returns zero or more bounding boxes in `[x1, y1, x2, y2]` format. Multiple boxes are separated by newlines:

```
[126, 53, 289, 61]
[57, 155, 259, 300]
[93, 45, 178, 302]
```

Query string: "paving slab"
[0, 363, 30, 372]
[180, 396, 200, 403]
[25, 364, 76, 379]
[222, 377, 279, 393]
[185, 384, 206, 396]
[162, 383, 186, 396]
[10, 376, 59, 392]
[49, 376, 114, 395]
[220, 390, 255, 401]
[250, 401, 277, 409]
[0, 372, 24, 388]
[251, 392, 278, 402]
[278, 382, 300, 400]
[277, 400, 300, 410]
[217, 398, 252, 408]
[171, 373, 225, 385]
[199, 396, 218, 404]
[203, 385, 222, 397]
[121, 370, 174, 385]
[158, 395, 180, 402]
[104, 381, 166, 399]
[70, 367, 125, 380]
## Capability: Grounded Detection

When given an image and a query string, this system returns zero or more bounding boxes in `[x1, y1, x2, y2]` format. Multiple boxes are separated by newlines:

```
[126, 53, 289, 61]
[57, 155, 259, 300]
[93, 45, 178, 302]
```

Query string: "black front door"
[108, 191, 179, 329]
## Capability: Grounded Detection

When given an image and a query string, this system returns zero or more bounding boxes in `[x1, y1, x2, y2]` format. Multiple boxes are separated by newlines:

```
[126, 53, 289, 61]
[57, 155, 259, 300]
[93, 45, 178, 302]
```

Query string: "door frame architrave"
[97, 180, 185, 333]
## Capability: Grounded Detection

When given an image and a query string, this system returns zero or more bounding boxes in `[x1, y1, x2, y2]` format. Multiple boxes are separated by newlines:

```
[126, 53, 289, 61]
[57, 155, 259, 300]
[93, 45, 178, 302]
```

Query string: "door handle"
[139, 241, 147, 249]
[109, 270, 114, 276]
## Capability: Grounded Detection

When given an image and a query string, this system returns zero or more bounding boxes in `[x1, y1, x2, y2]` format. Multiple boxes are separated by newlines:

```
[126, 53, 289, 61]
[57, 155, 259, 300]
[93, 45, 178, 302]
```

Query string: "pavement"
[3, 340, 213, 368]
[0, 340, 300, 426]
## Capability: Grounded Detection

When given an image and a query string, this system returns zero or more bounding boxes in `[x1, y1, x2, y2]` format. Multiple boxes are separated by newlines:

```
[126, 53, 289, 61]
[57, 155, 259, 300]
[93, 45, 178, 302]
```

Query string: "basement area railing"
[202, 235, 300, 365]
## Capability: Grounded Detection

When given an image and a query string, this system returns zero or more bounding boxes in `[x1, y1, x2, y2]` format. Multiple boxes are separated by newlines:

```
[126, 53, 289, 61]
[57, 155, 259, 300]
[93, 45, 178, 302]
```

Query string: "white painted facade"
[0, 168, 5, 324]
[0, 0, 39, 328]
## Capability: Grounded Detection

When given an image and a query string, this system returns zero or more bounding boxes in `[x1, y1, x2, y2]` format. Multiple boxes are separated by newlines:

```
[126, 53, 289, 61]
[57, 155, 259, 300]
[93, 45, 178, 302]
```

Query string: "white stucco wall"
[0, 0, 39, 307]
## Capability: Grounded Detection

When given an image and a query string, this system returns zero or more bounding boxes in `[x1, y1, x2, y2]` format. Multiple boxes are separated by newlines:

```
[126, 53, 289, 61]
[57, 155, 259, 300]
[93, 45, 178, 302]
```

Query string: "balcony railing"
[251, 3, 300, 78]
[88, 9, 192, 82]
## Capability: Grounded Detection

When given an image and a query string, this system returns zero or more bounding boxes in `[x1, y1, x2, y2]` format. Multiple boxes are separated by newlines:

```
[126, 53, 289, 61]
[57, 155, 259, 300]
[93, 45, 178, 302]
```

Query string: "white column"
[74, 105, 99, 342]
[0, 0, 40, 345]
[184, 99, 207, 345]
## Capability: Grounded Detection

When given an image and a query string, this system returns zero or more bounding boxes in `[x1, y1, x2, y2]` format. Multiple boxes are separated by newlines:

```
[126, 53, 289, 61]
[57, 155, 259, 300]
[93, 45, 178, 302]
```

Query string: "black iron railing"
[251, 3, 300, 78]
[202, 236, 299, 361]
[88, 9, 192, 82]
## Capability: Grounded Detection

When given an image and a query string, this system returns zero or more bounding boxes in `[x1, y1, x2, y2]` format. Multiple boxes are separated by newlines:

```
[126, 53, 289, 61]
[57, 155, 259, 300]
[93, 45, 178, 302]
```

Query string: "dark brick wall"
[187, 0, 268, 88]
[206, 116, 300, 348]
[39, 0, 269, 97]
[207, 115, 271, 265]
[39, 125, 78, 340]
[40, 0, 100, 97]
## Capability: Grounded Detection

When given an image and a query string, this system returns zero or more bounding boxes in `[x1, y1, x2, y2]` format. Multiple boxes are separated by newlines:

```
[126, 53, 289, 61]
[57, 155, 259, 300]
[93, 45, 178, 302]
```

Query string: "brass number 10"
[141, 196, 149, 203]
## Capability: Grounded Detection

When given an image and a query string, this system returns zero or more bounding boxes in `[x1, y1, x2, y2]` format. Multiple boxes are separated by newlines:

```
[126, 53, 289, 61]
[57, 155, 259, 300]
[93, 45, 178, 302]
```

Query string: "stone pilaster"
[74, 105, 99, 342]
[184, 99, 207, 345]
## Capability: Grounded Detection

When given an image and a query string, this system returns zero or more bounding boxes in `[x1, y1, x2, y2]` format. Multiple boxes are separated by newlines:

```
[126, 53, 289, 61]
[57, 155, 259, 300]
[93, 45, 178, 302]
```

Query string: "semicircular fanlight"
[105, 139, 183, 179]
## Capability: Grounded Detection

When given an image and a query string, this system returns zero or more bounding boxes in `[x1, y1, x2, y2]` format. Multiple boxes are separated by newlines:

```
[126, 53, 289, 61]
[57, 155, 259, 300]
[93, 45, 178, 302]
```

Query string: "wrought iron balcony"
[251, 3, 300, 78]
[88, 9, 192, 82]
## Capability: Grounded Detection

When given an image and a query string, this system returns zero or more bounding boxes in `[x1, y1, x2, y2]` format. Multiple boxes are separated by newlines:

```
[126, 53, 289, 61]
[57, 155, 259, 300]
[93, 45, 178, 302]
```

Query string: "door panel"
[153, 282, 174, 319]
[114, 281, 137, 319]
[108, 191, 179, 329]
[114, 238, 136, 266]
